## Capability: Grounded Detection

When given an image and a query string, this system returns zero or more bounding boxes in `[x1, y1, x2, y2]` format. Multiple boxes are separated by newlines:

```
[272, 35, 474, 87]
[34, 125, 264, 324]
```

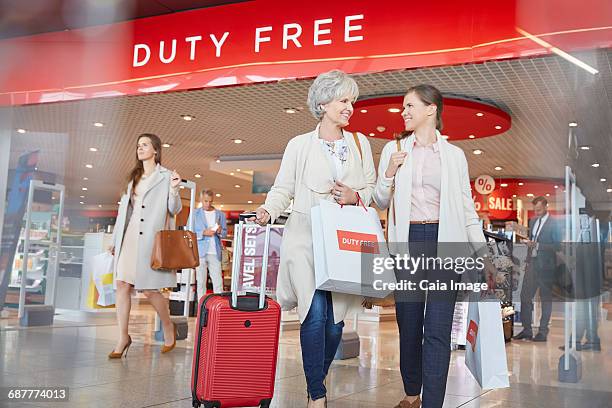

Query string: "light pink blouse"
[410, 139, 441, 221]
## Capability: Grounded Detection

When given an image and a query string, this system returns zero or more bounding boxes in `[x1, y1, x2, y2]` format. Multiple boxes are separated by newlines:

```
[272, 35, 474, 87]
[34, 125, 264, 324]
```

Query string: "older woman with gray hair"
[253, 70, 376, 407]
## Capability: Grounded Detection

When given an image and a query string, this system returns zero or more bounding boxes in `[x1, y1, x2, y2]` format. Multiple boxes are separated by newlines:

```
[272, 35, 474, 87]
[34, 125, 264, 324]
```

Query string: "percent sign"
[475, 175, 495, 195]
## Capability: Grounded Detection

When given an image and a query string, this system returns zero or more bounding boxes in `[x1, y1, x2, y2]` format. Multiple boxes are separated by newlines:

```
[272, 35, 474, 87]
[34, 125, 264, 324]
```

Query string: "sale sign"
[474, 175, 496, 195]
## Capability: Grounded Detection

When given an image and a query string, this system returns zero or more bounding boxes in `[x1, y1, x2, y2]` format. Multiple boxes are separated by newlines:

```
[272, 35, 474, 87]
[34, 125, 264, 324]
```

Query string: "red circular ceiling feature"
[346, 95, 511, 140]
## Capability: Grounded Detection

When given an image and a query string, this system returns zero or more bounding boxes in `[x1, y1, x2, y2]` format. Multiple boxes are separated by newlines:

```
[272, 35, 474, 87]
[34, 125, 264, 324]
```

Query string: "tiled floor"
[1, 303, 610, 408]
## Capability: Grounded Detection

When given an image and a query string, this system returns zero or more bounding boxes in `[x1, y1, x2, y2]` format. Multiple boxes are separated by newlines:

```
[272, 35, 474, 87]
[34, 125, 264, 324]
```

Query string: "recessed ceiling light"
[232, 139, 244, 144]
[236, 169, 241, 172]
[80, 195, 85, 198]
[494, 125, 502, 130]
[476, 112, 484, 117]
[518, 182, 524, 186]
[85, 164, 93, 169]
[526, 193, 534, 197]
[494, 166, 503, 171]
[546, 193, 550, 197]
[215, 193, 221, 197]
[284, 108, 296, 114]
[512, 194, 517, 198]
[79, 201, 84, 204]
[554, 185, 559, 189]
[369, 133, 375, 137]
[569, 122, 578, 127]
[82, 187, 88, 191]
[579, 145, 590, 150]
[89, 147, 98, 152]
[98, 204, 102, 208]
[220, 205, 224, 208]
[83, 177, 88, 180]
[247, 200, 253, 204]
[500, 183, 508, 187]
[388, 108, 401, 113]
[600, 178, 607, 182]
[34, 167, 38, 171]
[162, 143, 172, 148]
[360, 109, 368, 113]
[230, 172, 234, 176]
[215, 158, 221, 163]
[181, 114, 194, 121]
[472, 149, 483, 155]
[591, 163, 600, 168]
[194, 174, 201, 178]
[93, 122, 104, 127]
[234, 184, 241, 188]
[468, 135, 476, 139]
[607, 188, 612, 193]
[17, 128, 26, 134]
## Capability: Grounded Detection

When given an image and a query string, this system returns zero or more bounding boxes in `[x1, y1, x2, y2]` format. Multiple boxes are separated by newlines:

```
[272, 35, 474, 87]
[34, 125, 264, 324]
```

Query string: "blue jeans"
[395, 224, 457, 408]
[300, 290, 344, 400]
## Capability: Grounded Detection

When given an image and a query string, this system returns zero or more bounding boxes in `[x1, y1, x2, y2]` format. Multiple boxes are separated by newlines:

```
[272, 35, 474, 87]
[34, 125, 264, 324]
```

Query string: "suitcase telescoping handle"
[230, 213, 271, 310]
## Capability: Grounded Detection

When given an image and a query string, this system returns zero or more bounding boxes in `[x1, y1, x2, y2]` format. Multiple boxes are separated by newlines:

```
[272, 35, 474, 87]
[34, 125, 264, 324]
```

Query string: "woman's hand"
[385, 151, 408, 178]
[251, 207, 271, 226]
[332, 180, 357, 205]
[170, 170, 181, 189]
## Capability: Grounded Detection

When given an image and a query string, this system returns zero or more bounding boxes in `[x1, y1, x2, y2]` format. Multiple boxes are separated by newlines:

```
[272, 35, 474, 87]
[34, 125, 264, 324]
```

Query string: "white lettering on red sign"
[133, 15, 365, 67]
[488, 196, 513, 211]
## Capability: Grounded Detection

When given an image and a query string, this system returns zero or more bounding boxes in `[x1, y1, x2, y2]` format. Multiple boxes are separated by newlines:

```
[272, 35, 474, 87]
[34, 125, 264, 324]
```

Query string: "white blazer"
[373, 132, 486, 255]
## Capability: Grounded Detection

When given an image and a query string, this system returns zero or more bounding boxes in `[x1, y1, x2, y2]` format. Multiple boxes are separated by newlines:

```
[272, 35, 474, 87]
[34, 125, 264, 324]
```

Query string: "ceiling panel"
[6, 49, 612, 211]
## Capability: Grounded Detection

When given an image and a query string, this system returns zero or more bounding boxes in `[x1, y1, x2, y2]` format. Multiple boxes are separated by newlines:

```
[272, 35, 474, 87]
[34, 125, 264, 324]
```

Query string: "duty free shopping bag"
[92, 252, 115, 307]
[311, 199, 395, 298]
[465, 300, 510, 389]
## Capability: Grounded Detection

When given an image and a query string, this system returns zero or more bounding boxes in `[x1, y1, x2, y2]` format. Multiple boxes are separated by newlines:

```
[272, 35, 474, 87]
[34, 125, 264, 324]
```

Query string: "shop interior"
[2, 46, 611, 407]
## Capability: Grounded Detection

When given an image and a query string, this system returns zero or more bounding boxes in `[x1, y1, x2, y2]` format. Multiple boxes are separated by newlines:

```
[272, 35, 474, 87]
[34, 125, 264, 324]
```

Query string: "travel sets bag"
[191, 215, 281, 408]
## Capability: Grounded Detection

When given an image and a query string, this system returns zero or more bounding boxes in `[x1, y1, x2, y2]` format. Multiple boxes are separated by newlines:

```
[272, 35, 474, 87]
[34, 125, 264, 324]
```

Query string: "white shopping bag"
[465, 301, 510, 389]
[92, 252, 115, 307]
[311, 199, 394, 298]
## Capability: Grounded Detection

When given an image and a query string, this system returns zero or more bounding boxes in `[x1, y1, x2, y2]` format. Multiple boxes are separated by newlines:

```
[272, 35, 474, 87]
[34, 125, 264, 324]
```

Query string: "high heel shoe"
[108, 335, 132, 359]
[161, 322, 177, 354]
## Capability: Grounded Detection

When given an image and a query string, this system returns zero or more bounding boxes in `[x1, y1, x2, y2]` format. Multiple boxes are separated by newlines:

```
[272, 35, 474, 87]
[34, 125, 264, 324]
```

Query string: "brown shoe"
[394, 396, 421, 408]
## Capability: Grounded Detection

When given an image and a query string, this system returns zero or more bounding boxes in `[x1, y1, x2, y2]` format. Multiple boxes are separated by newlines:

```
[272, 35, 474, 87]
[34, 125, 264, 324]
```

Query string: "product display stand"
[18, 180, 65, 326]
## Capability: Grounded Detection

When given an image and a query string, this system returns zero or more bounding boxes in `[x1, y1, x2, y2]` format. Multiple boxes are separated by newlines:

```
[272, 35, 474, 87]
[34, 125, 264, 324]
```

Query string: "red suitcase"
[191, 217, 281, 408]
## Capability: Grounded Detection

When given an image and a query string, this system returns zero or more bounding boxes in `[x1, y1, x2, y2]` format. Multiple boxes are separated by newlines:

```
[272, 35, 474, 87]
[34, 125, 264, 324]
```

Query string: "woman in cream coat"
[374, 85, 487, 408]
[109, 133, 182, 358]
[254, 70, 376, 407]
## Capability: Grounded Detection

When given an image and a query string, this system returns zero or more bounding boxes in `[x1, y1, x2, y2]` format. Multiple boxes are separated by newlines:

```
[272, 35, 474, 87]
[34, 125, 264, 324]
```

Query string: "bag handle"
[352, 132, 363, 161]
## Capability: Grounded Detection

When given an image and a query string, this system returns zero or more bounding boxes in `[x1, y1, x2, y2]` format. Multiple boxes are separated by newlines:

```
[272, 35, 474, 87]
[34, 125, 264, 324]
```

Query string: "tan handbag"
[151, 229, 200, 271]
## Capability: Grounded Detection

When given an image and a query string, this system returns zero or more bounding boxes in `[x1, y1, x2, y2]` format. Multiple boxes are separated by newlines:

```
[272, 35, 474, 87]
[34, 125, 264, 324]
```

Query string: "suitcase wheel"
[260, 398, 272, 408]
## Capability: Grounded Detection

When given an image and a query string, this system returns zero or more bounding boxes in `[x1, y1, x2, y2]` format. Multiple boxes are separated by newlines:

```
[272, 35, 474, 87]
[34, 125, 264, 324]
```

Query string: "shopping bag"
[465, 301, 510, 389]
[92, 252, 115, 307]
[311, 199, 394, 298]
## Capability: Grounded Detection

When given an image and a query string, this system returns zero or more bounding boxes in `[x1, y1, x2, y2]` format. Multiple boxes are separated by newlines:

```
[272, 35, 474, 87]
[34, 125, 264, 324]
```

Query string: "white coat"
[261, 126, 377, 324]
[374, 133, 486, 255]
[112, 165, 182, 290]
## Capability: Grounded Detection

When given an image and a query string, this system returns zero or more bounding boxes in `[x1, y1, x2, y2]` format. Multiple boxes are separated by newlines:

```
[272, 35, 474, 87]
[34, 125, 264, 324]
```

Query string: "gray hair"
[307, 70, 359, 120]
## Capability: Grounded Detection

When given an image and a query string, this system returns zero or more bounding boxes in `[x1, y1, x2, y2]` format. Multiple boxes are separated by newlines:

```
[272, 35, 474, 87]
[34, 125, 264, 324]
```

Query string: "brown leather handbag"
[151, 229, 200, 271]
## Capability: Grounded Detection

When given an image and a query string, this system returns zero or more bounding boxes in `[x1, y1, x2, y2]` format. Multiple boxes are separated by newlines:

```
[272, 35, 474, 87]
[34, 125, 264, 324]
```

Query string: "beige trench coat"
[261, 126, 377, 324]
[112, 165, 182, 290]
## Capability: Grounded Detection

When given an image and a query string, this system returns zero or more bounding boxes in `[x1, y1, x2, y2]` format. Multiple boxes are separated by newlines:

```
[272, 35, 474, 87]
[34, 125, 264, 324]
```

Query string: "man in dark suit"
[514, 196, 563, 342]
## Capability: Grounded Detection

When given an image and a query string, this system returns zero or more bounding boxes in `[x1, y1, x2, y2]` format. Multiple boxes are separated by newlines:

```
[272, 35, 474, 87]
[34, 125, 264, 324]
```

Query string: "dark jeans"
[520, 265, 553, 336]
[300, 290, 344, 400]
[395, 224, 457, 408]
